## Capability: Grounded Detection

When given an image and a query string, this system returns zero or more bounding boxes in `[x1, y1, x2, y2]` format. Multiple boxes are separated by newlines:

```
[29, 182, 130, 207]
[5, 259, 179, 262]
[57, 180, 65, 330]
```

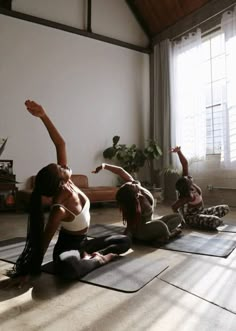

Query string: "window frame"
[201, 28, 226, 155]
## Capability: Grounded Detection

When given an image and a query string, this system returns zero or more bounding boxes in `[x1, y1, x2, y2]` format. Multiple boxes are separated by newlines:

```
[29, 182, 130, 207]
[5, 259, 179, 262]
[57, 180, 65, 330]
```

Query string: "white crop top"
[52, 190, 90, 232]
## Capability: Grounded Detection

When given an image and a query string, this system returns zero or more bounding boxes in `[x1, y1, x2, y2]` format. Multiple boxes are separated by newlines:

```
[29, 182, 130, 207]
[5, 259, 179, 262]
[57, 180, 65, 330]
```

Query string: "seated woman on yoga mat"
[6, 100, 131, 287]
[170, 146, 230, 230]
[92, 163, 182, 243]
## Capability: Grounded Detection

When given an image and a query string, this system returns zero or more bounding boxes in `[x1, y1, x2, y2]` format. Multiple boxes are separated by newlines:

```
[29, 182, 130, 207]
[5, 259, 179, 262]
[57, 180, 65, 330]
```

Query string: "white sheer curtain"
[221, 7, 236, 167]
[170, 29, 206, 168]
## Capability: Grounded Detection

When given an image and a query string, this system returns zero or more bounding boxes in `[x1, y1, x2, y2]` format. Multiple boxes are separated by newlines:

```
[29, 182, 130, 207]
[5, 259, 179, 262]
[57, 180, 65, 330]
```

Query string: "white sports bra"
[52, 190, 90, 232]
[188, 186, 202, 206]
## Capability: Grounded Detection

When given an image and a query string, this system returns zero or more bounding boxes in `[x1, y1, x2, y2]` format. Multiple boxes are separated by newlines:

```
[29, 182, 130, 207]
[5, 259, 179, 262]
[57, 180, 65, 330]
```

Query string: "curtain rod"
[172, 2, 236, 41]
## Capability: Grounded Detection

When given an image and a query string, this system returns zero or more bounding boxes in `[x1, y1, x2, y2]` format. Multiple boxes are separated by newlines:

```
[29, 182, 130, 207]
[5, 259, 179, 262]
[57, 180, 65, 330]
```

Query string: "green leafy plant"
[103, 136, 162, 176]
[143, 139, 163, 167]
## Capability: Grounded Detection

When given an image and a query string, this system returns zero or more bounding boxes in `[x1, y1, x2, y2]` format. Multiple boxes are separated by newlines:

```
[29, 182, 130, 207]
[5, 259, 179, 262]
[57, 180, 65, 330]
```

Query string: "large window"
[202, 31, 226, 154]
[171, 9, 236, 165]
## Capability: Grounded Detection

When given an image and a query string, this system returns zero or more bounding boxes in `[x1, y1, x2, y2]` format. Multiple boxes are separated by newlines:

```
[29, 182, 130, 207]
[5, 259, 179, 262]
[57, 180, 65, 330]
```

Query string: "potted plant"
[103, 136, 162, 179]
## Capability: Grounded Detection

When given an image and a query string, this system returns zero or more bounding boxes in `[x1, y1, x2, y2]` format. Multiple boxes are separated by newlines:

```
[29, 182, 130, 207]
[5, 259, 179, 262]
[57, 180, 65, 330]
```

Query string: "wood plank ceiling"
[126, 0, 213, 39]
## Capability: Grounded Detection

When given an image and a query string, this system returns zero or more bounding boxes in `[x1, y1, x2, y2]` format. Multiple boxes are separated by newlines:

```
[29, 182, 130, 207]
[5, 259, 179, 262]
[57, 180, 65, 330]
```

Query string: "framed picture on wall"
[0, 160, 13, 175]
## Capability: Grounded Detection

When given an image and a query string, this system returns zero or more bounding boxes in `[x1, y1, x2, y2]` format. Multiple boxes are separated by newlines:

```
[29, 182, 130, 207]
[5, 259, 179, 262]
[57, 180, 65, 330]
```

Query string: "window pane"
[206, 103, 223, 154]
[206, 110, 213, 137]
[212, 104, 223, 117]
[211, 33, 225, 57]
[213, 105, 222, 153]
[205, 84, 212, 106]
[201, 40, 210, 60]
[212, 55, 225, 81]
[212, 80, 225, 105]
[202, 60, 211, 83]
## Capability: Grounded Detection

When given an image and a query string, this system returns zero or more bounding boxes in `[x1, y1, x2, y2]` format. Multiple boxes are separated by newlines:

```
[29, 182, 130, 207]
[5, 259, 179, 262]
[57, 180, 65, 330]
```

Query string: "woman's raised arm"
[25, 100, 67, 166]
[92, 163, 134, 183]
[170, 146, 189, 176]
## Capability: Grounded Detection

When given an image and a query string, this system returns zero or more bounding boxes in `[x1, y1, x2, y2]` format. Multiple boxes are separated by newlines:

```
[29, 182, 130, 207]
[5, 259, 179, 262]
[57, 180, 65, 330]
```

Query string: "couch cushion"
[71, 174, 88, 188]
[30, 174, 89, 189]
[81, 186, 118, 202]
[16, 174, 117, 210]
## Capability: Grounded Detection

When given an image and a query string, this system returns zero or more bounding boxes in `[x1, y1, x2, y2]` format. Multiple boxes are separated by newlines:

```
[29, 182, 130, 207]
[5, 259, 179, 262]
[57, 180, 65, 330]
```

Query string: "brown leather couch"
[16, 174, 118, 212]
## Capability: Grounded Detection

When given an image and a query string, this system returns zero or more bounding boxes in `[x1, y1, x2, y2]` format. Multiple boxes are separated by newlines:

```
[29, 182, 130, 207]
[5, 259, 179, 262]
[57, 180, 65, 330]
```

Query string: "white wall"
[92, 0, 149, 46]
[12, 0, 149, 47]
[0, 14, 150, 189]
[13, 0, 85, 29]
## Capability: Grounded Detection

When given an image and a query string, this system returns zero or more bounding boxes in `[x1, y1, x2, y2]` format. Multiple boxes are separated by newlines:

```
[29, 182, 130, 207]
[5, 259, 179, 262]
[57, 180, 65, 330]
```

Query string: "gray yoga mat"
[218, 224, 236, 233]
[88, 221, 236, 236]
[80, 253, 168, 292]
[88, 224, 236, 257]
[88, 223, 124, 238]
[159, 233, 236, 257]
[0, 237, 169, 292]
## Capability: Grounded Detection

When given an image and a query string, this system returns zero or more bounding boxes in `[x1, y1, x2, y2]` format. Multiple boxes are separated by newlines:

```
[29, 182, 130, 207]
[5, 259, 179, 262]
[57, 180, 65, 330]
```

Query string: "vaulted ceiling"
[0, 0, 223, 50]
[126, 0, 213, 39]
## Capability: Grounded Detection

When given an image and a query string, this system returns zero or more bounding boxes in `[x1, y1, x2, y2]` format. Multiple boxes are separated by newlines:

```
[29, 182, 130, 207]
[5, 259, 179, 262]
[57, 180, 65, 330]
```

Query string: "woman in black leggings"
[6, 100, 131, 287]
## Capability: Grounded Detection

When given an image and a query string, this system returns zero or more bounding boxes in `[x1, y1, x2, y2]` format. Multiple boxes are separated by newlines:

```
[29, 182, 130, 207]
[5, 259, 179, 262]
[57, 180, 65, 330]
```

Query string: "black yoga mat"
[0, 237, 169, 293]
[42, 253, 169, 293]
[88, 224, 124, 238]
[159, 233, 236, 257]
[0, 237, 55, 265]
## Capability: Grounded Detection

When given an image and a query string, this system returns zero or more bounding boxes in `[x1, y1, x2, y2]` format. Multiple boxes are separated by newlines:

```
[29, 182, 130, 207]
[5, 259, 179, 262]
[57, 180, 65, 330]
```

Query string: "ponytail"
[7, 163, 61, 278]
[7, 190, 45, 278]
[116, 182, 142, 230]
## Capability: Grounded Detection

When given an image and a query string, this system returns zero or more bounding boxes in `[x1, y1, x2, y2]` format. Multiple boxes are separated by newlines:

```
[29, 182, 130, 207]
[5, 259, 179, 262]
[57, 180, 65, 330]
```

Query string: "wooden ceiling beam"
[87, 0, 92, 33]
[0, 0, 12, 10]
[0, 7, 151, 54]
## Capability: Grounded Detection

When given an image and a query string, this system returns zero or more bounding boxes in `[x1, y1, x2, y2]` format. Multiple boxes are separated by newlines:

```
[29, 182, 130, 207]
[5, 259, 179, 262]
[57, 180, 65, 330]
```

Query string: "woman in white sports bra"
[6, 100, 131, 287]
[171, 146, 229, 230]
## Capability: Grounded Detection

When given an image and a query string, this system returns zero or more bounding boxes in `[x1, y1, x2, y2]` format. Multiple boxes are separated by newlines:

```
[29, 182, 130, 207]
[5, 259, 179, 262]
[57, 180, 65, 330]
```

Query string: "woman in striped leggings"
[171, 146, 229, 230]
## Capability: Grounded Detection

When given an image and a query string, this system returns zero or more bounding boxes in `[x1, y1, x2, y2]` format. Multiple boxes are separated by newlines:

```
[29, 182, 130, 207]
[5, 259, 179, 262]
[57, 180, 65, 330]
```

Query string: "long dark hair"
[175, 176, 191, 199]
[116, 182, 142, 230]
[8, 164, 61, 278]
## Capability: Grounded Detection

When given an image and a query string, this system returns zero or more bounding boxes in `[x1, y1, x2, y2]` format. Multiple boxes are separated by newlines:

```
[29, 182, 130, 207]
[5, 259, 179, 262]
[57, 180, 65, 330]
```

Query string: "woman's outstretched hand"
[170, 146, 181, 153]
[91, 165, 103, 174]
[25, 100, 45, 118]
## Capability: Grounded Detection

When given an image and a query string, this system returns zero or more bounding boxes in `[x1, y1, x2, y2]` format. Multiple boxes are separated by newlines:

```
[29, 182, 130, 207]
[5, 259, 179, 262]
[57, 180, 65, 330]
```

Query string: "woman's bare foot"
[179, 220, 187, 229]
[169, 228, 182, 239]
[91, 252, 118, 265]
[82, 251, 93, 260]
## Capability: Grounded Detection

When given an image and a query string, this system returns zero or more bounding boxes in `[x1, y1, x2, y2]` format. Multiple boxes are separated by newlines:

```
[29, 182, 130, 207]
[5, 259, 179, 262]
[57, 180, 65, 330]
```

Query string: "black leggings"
[53, 230, 131, 280]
